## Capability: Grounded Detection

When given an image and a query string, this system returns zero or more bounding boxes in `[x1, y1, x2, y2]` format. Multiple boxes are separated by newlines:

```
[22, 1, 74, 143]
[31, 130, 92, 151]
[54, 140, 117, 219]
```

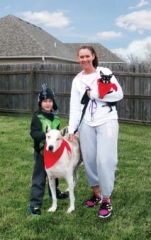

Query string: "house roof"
[64, 43, 124, 63]
[0, 15, 124, 63]
[0, 15, 75, 61]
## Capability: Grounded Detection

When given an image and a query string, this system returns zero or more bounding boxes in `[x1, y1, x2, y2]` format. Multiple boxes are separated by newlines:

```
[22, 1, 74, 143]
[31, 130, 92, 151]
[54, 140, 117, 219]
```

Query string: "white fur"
[45, 126, 81, 213]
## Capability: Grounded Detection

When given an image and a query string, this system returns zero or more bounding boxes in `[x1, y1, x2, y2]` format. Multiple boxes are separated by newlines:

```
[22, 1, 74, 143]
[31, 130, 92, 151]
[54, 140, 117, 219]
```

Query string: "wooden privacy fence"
[0, 63, 79, 116]
[0, 63, 151, 125]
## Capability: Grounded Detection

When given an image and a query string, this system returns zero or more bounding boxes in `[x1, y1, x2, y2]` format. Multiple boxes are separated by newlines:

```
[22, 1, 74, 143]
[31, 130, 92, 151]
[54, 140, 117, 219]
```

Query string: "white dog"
[44, 126, 81, 213]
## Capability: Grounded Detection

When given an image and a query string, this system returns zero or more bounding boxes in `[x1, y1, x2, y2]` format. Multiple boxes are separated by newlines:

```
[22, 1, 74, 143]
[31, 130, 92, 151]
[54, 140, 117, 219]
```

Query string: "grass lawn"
[0, 113, 151, 240]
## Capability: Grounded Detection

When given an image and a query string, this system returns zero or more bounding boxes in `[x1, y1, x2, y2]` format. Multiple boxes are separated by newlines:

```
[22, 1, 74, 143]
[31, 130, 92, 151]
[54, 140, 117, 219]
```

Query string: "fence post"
[30, 69, 35, 114]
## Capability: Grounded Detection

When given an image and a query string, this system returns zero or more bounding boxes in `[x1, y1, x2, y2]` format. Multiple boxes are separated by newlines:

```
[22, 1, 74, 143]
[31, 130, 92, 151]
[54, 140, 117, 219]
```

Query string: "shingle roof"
[0, 15, 124, 63]
[0, 15, 75, 60]
[64, 43, 124, 63]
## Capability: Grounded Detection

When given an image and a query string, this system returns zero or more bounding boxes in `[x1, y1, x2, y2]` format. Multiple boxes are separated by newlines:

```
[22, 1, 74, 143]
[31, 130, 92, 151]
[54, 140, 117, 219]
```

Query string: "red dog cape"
[97, 79, 118, 99]
[44, 139, 71, 169]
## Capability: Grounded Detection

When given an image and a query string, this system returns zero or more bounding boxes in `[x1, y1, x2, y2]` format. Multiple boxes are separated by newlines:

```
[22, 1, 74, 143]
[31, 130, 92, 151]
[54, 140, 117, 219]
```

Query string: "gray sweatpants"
[79, 120, 119, 198]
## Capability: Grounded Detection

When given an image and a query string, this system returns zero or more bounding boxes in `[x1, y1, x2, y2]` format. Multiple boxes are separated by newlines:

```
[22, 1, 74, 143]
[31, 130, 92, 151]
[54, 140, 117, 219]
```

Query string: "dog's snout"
[48, 145, 54, 151]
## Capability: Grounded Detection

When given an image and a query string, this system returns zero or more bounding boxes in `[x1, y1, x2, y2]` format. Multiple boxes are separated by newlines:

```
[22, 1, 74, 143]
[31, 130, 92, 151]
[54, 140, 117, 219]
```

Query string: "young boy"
[28, 83, 68, 216]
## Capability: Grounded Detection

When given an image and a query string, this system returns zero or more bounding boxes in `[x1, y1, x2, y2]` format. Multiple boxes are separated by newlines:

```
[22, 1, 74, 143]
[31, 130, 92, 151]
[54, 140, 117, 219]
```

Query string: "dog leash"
[74, 90, 90, 134]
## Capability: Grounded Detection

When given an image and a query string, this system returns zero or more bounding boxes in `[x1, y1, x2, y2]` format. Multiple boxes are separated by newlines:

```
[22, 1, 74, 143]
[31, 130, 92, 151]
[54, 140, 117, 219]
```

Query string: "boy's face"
[41, 99, 53, 113]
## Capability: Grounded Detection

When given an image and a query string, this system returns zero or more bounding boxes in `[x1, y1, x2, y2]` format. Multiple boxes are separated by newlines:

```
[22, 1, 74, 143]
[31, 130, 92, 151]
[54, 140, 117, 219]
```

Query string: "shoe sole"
[98, 211, 112, 218]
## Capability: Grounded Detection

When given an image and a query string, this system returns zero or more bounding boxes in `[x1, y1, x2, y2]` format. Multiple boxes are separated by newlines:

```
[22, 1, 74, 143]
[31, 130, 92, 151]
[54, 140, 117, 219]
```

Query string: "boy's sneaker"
[85, 194, 102, 207]
[98, 201, 112, 218]
[56, 188, 68, 199]
[28, 206, 41, 216]
[48, 188, 68, 199]
[56, 192, 68, 199]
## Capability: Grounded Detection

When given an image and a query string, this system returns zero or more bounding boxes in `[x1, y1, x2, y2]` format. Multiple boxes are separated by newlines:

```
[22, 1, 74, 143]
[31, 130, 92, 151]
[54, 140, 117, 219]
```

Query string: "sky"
[0, 0, 151, 61]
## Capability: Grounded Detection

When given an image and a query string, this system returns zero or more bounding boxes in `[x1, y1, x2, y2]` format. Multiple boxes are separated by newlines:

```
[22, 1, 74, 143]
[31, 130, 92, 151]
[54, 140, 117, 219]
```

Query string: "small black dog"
[99, 71, 117, 112]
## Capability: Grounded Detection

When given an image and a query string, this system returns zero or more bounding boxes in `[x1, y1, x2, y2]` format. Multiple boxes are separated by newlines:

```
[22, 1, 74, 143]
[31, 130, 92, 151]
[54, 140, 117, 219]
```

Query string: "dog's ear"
[46, 124, 51, 133]
[60, 126, 69, 136]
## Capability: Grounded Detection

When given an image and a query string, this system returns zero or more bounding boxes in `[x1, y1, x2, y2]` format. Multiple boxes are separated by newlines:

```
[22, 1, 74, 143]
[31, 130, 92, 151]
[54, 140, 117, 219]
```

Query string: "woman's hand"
[87, 90, 91, 98]
[68, 133, 75, 142]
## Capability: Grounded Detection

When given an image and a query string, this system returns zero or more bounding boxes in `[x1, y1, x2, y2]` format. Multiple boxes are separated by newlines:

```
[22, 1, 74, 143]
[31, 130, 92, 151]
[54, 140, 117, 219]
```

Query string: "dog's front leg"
[66, 175, 75, 213]
[47, 176, 57, 212]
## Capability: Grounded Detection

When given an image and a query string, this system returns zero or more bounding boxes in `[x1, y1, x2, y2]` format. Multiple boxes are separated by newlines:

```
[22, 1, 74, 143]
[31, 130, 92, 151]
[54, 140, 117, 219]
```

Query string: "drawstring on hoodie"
[89, 99, 97, 118]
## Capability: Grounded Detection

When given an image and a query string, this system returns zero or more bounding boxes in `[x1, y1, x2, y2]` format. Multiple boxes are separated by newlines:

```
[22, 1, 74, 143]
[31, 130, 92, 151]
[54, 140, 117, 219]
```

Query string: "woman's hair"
[77, 45, 99, 68]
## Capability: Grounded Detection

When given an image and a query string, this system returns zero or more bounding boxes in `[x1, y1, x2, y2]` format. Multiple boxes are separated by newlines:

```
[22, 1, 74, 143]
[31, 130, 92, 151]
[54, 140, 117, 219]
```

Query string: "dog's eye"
[47, 136, 50, 139]
[56, 138, 60, 141]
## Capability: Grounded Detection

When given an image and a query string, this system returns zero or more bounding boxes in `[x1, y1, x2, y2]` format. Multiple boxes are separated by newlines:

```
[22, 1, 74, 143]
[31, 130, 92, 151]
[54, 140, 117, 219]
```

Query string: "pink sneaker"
[98, 201, 112, 218]
[85, 194, 102, 207]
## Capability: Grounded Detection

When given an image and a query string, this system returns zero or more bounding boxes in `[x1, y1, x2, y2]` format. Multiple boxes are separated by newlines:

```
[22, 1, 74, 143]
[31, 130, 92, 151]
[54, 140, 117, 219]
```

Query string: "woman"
[68, 46, 123, 218]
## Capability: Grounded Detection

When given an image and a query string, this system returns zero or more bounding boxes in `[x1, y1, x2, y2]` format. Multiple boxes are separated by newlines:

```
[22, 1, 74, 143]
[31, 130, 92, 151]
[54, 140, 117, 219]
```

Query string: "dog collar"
[44, 139, 71, 169]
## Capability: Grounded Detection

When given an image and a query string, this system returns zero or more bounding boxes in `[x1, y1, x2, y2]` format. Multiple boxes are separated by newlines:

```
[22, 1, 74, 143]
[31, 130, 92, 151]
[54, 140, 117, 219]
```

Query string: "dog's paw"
[67, 207, 75, 213]
[48, 207, 57, 213]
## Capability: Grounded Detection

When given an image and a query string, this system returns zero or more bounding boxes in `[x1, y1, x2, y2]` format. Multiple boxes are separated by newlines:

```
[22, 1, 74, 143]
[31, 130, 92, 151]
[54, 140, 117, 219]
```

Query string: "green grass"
[0, 113, 151, 240]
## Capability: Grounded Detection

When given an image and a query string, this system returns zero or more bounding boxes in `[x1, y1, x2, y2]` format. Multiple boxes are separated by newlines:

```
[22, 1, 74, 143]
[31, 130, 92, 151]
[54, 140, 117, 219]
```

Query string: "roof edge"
[0, 55, 77, 63]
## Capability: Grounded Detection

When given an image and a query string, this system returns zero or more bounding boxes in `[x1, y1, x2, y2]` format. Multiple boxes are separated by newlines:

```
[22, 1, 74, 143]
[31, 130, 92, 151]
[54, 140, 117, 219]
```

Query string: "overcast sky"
[0, 0, 151, 61]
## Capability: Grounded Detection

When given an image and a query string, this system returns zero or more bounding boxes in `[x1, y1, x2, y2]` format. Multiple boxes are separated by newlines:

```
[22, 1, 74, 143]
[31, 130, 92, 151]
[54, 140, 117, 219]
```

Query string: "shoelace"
[101, 202, 112, 211]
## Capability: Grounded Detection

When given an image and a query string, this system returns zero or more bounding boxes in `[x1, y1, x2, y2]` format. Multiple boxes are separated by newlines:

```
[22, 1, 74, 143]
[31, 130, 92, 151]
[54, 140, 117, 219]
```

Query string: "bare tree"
[144, 43, 151, 64]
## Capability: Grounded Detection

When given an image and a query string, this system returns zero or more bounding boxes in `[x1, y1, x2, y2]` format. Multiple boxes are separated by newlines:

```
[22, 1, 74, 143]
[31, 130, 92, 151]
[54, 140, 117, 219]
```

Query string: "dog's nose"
[48, 145, 54, 151]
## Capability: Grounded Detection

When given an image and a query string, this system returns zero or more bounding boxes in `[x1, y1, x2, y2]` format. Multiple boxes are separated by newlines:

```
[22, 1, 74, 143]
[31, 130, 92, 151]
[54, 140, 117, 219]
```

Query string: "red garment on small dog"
[97, 79, 118, 99]
[44, 139, 71, 169]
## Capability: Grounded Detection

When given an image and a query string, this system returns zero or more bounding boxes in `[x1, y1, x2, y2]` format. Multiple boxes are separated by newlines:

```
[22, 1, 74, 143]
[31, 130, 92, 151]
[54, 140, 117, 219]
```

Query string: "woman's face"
[77, 48, 95, 70]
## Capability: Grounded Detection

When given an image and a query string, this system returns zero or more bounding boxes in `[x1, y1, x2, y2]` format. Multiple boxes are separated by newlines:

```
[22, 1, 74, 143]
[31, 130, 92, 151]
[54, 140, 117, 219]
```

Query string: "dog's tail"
[73, 158, 82, 187]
